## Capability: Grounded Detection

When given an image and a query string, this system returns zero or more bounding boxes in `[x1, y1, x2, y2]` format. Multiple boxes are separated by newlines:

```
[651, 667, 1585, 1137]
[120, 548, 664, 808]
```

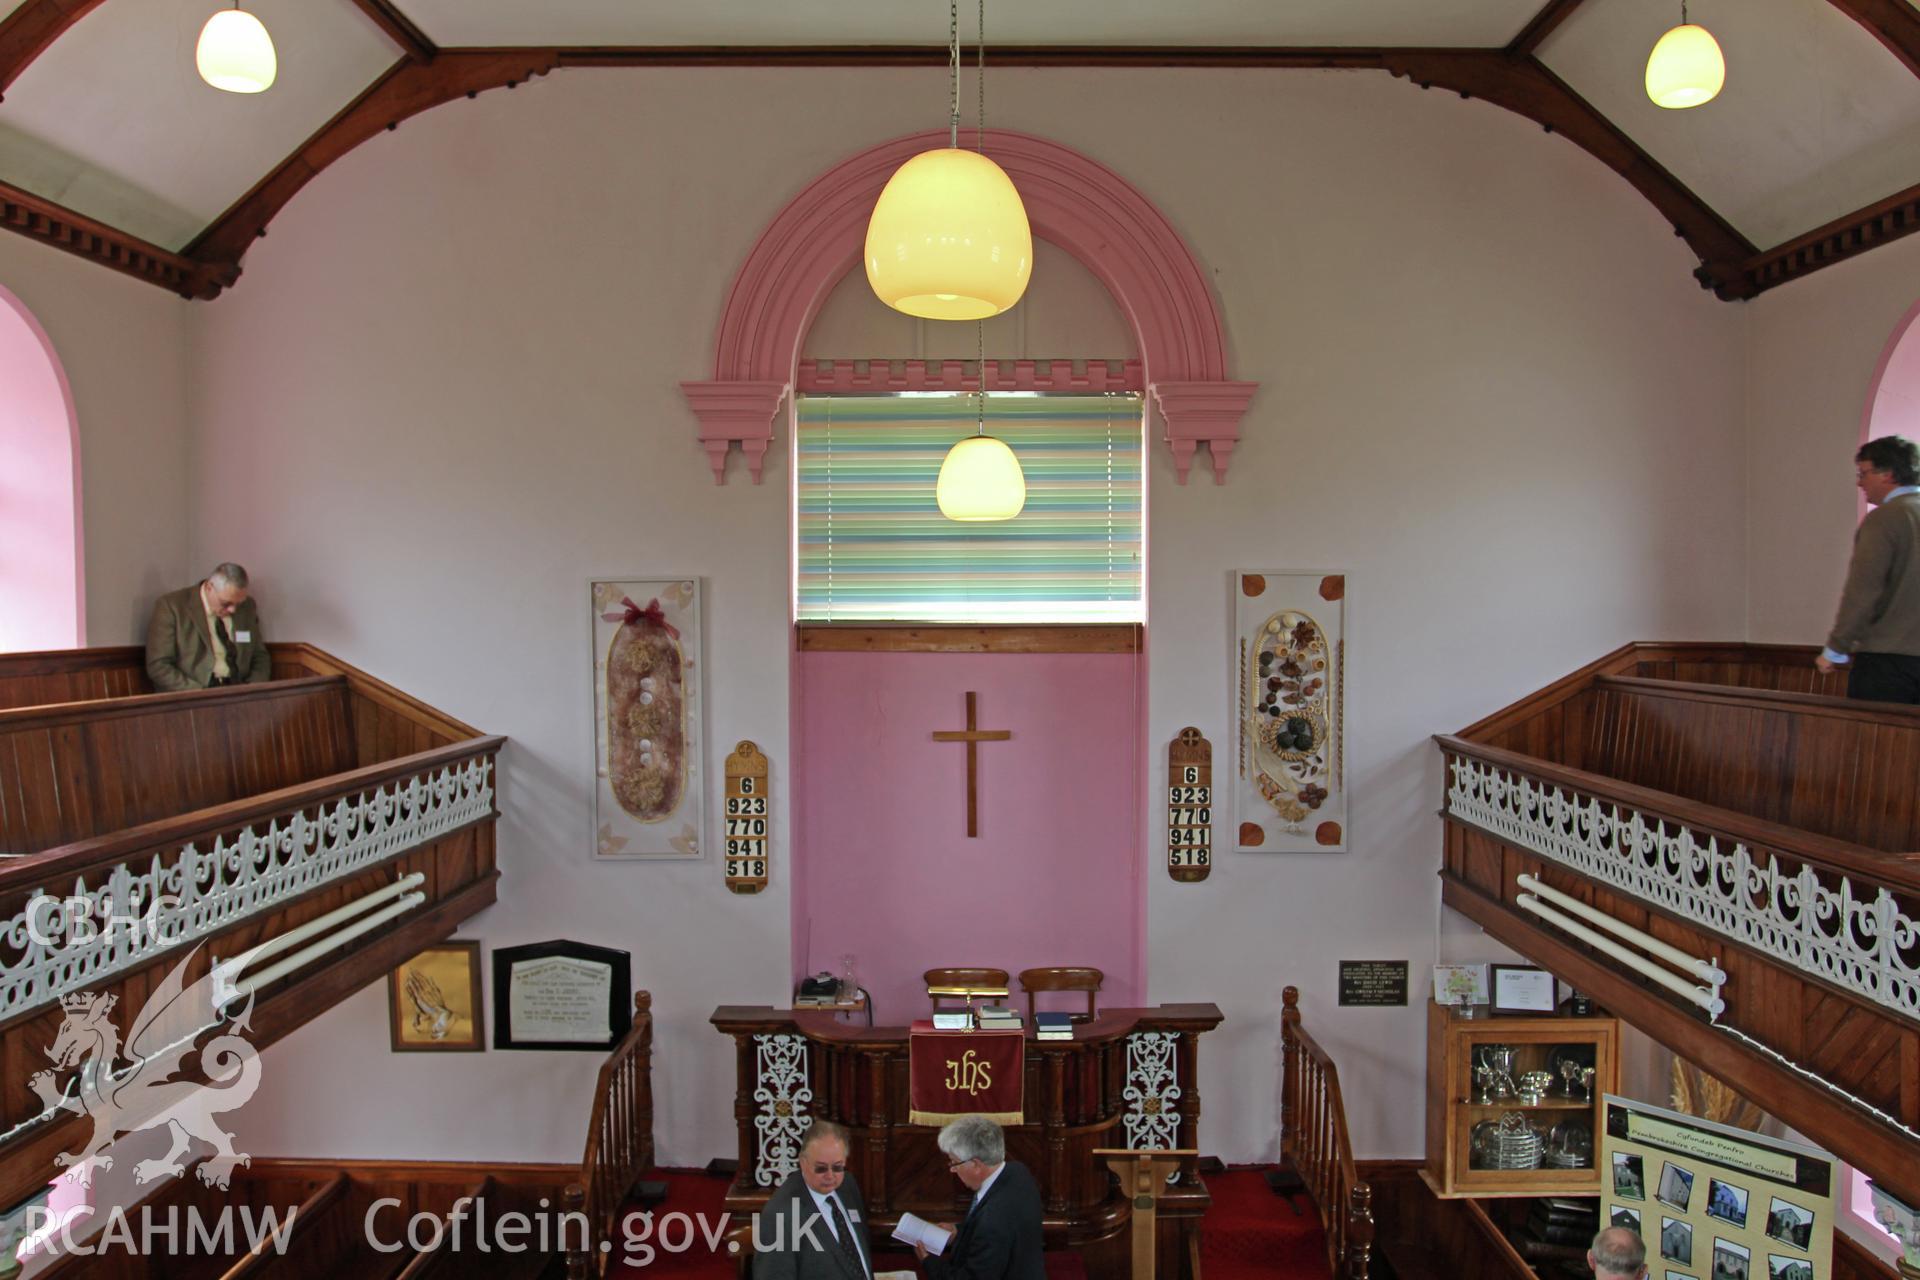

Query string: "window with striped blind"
[795, 392, 1144, 623]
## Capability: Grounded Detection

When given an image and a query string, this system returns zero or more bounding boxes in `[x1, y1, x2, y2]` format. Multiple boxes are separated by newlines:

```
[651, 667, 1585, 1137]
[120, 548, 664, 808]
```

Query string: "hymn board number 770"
[1167, 728, 1212, 882]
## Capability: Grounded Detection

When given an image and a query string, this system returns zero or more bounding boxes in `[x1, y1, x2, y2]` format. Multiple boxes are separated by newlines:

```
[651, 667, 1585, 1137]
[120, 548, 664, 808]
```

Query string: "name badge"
[235, 631, 251, 643]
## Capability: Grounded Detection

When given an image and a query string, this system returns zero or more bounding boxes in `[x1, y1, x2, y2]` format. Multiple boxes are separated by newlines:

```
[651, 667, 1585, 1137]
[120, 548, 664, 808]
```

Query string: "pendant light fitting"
[197, 2, 277, 94]
[1645, 0, 1724, 110]
[865, 0, 1032, 321]
[936, 320, 1027, 522]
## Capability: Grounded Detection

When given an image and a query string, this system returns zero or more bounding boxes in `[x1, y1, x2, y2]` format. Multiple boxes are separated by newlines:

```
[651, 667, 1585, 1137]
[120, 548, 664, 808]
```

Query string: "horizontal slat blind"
[796, 393, 1144, 623]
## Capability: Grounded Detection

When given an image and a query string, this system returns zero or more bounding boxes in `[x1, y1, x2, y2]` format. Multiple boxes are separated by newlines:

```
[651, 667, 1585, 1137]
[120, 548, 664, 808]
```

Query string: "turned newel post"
[1347, 1180, 1375, 1280]
[563, 1183, 590, 1279]
[1281, 986, 1300, 1157]
[1870, 1183, 1920, 1278]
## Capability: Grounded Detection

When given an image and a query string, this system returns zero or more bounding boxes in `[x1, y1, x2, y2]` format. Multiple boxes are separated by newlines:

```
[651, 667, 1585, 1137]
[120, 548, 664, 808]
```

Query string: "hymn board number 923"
[1167, 728, 1212, 882]
[724, 740, 769, 894]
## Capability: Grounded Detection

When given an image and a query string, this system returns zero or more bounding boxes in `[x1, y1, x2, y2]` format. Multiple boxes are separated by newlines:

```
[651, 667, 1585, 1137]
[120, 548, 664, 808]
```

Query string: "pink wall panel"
[794, 650, 1144, 1023]
[0, 287, 82, 651]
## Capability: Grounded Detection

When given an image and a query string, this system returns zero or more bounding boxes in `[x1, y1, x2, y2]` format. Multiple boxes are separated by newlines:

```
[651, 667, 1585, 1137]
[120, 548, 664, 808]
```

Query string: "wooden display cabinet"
[1423, 1000, 1620, 1198]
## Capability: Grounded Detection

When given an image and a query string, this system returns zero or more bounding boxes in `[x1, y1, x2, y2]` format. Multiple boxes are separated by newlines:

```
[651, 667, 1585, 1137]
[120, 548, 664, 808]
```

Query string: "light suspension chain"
[948, 0, 960, 149]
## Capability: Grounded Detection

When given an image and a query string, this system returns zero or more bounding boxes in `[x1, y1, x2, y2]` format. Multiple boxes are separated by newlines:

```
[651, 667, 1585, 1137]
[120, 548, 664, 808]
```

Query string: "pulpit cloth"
[907, 1022, 1025, 1125]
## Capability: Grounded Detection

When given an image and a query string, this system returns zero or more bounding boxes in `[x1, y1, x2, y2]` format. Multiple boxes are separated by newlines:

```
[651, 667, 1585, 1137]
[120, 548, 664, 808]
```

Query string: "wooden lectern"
[1096, 1149, 1200, 1280]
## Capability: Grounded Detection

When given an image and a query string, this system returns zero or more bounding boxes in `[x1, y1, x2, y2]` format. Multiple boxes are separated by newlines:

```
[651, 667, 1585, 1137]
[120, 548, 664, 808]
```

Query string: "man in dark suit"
[145, 563, 271, 692]
[754, 1120, 873, 1280]
[918, 1115, 1045, 1280]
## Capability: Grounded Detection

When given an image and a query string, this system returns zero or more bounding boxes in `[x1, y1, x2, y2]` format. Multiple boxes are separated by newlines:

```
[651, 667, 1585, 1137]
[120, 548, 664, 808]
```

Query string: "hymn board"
[724, 740, 769, 894]
[1167, 728, 1212, 881]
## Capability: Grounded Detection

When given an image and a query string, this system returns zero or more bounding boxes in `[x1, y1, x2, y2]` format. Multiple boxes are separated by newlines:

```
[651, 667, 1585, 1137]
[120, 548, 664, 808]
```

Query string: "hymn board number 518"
[724, 741, 769, 894]
[1167, 728, 1212, 882]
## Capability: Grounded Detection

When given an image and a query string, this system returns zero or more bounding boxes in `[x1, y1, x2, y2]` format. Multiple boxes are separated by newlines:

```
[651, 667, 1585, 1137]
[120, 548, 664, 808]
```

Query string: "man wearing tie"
[919, 1115, 1045, 1280]
[145, 563, 271, 692]
[754, 1120, 873, 1280]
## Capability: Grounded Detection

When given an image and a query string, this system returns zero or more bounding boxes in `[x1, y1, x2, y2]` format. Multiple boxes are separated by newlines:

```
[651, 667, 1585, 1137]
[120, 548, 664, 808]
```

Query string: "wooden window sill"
[796, 624, 1143, 654]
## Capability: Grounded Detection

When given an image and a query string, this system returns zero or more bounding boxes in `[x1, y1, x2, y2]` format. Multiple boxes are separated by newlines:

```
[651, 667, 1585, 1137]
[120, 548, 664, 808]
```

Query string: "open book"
[890, 1212, 953, 1256]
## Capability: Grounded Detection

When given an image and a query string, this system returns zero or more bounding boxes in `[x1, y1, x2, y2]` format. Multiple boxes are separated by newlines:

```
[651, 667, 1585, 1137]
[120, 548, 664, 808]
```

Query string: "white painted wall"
[181, 65, 1748, 1166]
[0, 235, 191, 644]
[1747, 232, 1920, 648]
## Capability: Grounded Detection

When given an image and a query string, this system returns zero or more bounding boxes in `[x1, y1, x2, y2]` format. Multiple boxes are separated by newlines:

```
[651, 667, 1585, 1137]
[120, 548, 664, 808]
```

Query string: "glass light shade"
[1645, 23, 1724, 109]
[197, 9, 277, 94]
[866, 148, 1032, 321]
[936, 435, 1026, 522]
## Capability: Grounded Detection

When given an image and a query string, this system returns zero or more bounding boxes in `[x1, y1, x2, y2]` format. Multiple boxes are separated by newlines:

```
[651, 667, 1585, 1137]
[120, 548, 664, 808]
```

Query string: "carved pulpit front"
[711, 1003, 1223, 1279]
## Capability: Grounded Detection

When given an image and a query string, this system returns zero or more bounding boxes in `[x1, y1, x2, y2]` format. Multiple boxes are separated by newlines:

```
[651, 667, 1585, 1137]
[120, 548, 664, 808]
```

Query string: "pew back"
[1583, 676, 1920, 852]
[0, 677, 354, 856]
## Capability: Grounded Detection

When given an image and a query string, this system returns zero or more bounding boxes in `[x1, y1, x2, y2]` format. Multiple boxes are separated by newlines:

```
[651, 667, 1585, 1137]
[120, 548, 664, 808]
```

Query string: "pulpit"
[710, 1003, 1224, 1280]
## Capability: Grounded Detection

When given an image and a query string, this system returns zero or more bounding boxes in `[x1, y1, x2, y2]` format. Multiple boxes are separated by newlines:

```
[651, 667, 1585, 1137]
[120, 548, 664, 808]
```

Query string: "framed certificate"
[1489, 964, 1559, 1014]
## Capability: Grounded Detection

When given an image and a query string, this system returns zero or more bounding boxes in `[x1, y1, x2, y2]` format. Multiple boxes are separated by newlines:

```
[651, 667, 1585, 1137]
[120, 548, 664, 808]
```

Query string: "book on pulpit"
[977, 1007, 1021, 1027]
[931, 1012, 973, 1031]
[1035, 1011, 1074, 1040]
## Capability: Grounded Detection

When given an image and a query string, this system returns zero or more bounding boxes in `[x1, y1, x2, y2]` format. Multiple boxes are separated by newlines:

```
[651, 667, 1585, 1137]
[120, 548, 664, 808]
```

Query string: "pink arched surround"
[682, 129, 1258, 485]
[0, 286, 84, 651]
[1859, 299, 1920, 515]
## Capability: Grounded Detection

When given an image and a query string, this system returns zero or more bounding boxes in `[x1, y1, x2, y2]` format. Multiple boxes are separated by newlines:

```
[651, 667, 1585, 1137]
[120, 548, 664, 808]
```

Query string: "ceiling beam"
[1826, 0, 1920, 80]
[345, 0, 436, 64]
[1505, 0, 1589, 58]
[0, 0, 105, 100]
[1738, 180, 1920, 295]
[184, 50, 559, 275]
[1380, 50, 1760, 298]
[0, 178, 229, 298]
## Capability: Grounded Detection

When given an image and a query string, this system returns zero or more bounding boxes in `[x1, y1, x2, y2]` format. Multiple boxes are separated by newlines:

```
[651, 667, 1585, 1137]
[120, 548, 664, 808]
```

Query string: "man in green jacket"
[1816, 435, 1920, 704]
[145, 563, 271, 692]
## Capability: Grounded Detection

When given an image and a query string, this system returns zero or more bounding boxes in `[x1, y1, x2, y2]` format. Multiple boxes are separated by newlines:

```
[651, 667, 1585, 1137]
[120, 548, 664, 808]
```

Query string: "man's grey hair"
[937, 1115, 1005, 1167]
[1590, 1225, 1647, 1278]
[207, 563, 250, 590]
[800, 1119, 850, 1154]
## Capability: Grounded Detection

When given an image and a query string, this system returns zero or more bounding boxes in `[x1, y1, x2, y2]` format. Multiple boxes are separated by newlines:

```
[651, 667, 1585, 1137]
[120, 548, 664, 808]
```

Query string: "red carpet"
[610, 1167, 1330, 1279]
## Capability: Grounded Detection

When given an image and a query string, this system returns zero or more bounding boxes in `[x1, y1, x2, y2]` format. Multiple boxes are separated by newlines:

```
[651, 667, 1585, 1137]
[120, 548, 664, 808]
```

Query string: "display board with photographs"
[1599, 1095, 1833, 1280]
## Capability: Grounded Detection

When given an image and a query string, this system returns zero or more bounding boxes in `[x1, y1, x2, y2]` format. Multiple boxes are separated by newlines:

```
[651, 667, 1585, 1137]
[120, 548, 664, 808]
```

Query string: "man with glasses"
[915, 1115, 1044, 1280]
[1816, 435, 1920, 704]
[145, 562, 272, 692]
[755, 1119, 873, 1280]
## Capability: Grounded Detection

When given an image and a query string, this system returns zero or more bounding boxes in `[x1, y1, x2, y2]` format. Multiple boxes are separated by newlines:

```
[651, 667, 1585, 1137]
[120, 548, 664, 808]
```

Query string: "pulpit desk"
[711, 1003, 1224, 1279]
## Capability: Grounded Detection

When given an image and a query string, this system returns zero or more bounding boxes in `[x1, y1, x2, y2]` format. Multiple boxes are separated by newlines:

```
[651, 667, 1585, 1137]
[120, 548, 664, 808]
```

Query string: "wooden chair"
[1020, 966, 1103, 1022]
[924, 967, 1011, 1013]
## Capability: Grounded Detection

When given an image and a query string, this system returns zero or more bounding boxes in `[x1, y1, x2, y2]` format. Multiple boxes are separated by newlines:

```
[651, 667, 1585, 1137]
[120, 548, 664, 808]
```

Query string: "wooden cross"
[931, 691, 1011, 838]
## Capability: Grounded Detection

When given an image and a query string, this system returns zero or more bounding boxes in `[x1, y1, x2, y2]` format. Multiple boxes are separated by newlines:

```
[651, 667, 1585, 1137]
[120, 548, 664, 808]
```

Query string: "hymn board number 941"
[1167, 728, 1212, 882]
[724, 740, 769, 894]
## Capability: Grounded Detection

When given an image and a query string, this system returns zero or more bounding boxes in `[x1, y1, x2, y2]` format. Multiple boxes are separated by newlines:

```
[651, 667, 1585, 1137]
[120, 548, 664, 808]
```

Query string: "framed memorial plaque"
[1166, 728, 1212, 882]
[723, 740, 770, 895]
[493, 940, 632, 1051]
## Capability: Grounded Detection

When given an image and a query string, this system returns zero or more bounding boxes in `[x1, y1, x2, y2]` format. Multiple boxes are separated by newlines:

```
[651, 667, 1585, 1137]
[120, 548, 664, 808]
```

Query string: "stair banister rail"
[566, 990, 656, 1277]
[1280, 985, 1374, 1280]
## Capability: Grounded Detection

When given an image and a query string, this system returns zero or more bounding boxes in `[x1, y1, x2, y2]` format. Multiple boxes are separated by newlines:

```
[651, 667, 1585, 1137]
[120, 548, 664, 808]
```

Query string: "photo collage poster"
[1232, 571, 1346, 853]
[1599, 1095, 1833, 1280]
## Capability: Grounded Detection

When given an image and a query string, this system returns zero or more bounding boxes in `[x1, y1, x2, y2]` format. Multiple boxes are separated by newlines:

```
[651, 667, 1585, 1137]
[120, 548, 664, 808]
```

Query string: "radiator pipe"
[231, 892, 427, 999]
[1516, 893, 1725, 1017]
[229, 873, 427, 975]
[1516, 873, 1726, 985]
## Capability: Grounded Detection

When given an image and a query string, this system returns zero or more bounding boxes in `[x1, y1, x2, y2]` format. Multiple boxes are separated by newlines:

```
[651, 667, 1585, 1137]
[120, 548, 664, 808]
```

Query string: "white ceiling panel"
[1540, 0, 1920, 249]
[0, 0, 399, 250]
[396, 0, 1547, 50]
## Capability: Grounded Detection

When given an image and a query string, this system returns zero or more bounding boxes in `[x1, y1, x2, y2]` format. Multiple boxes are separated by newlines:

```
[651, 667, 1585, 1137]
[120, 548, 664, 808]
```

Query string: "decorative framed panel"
[591, 579, 704, 859]
[1232, 572, 1346, 853]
